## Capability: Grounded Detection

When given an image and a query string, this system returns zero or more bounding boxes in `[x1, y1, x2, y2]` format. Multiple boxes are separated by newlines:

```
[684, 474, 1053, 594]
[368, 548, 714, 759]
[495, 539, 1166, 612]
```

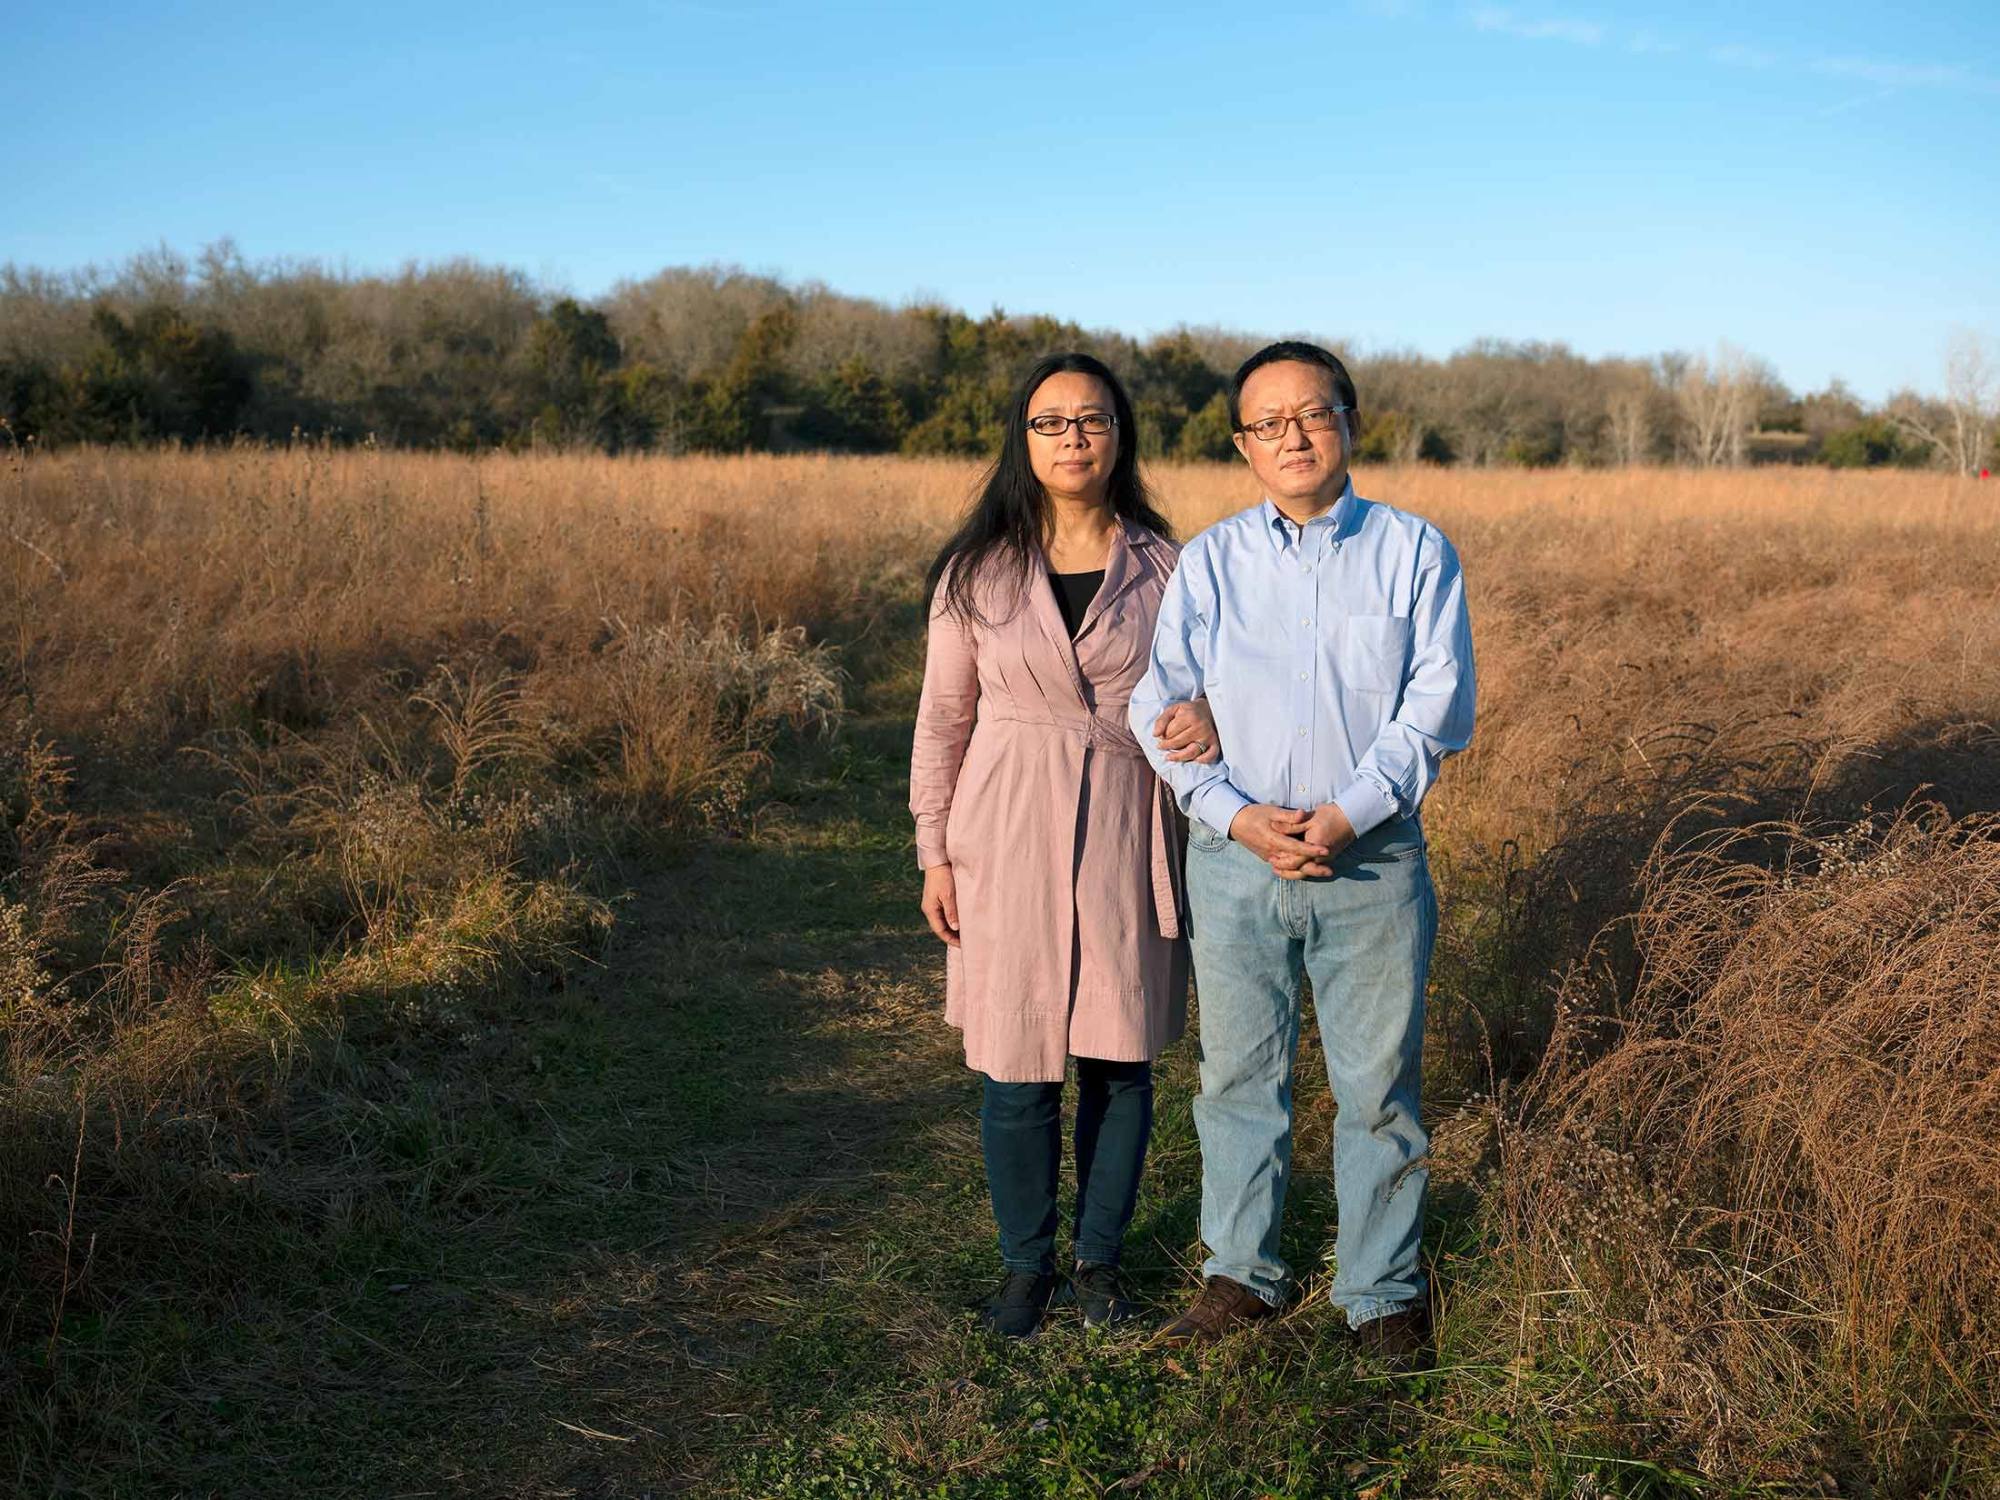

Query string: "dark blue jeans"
[980, 1058, 1154, 1274]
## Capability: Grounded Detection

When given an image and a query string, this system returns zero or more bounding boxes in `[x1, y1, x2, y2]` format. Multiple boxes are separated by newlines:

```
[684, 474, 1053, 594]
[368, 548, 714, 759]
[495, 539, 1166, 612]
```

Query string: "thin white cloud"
[1448, 8, 1998, 99]
[1469, 6, 1604, 45]
[1812, 55, 2000, 95]
[1811, 83, 1903, 121]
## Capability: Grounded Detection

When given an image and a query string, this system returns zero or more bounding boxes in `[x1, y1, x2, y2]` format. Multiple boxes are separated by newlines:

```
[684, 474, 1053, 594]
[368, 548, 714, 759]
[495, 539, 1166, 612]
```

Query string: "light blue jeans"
[1184, 811, 1437, 1328]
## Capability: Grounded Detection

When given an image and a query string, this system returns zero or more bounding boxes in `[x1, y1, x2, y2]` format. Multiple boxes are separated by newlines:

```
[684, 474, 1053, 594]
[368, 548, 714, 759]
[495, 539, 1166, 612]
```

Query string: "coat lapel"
[1033, 520, 1158, 708]
[1026, 548, 1090, 708]
[1074, 521, 1148, 644]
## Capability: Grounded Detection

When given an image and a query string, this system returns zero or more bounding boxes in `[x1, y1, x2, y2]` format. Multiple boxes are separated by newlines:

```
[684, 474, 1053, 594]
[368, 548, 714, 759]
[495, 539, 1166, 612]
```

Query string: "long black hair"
[924, 351, 1174, 625]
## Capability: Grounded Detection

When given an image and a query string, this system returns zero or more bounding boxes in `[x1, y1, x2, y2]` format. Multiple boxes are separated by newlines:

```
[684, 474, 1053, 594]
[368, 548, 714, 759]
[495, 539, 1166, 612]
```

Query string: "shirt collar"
[1260, 477, 1357, 550]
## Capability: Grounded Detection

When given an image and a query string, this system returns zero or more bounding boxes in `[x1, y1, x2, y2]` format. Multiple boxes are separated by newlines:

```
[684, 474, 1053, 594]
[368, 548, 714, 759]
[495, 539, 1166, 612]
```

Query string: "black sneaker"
[1072, 1261, 1141, 1329]
[978, 1270, 1058, 1339]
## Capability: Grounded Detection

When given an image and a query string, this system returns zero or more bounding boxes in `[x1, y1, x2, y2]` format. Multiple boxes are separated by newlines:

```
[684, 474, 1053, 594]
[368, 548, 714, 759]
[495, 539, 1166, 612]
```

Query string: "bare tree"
[600, 266, 793, 382]
[1601, 359, 1665, 466]
[1889, 330, 1996, 476]
[1389, 414, 1426, 464]
[1607, 385, 1653, 466]
[1676, 343, 1758, 467]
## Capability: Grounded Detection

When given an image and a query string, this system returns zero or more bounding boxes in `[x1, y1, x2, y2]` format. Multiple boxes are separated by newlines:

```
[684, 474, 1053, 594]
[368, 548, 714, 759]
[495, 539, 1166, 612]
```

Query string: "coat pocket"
[1335, 615, 1413, 695]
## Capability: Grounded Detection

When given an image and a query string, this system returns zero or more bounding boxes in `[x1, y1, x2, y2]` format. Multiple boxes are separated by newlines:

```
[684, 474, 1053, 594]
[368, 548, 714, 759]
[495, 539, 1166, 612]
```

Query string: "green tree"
[685, 306, 798, 452]
[901, 376, 1006, 456]
[1135, 331, 1224, 417]
[798, 356, 906, 451]
[597, 362, 686, 452]
[1353, 409, 1415, 464]
[525, 298, 624, 448]
[1173, 391, 1238, 463]
[78, 303, 251, 440]
[0, 357, 66, 443]
[1821, 417, 1929, 469]
[1134, 397, 1181, 459]
[682, 375, 754, 452]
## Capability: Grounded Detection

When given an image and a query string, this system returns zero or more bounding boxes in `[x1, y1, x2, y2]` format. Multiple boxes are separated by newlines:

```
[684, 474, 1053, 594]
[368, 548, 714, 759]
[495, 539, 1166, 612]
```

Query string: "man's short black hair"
[1227, 340, 1359, 431]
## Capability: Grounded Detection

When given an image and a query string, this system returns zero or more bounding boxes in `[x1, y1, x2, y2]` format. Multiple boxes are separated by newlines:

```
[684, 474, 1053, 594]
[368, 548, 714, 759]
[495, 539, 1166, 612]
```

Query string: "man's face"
[1231, 360, 1352, 506]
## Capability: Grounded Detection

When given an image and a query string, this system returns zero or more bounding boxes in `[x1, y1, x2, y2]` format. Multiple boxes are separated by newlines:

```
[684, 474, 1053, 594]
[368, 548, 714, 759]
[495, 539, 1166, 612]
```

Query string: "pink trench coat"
[910, 521, 1191, 1084]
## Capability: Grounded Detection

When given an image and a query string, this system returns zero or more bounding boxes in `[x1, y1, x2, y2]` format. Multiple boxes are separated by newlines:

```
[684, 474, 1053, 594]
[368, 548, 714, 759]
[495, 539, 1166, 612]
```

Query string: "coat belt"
[974, 710, 1187, 940]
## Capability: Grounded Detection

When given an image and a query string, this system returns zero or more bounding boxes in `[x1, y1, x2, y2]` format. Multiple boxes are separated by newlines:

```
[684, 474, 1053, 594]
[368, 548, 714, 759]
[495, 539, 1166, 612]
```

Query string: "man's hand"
[1269, 803, 1357, 880]
[921, 863, 961, 947]
[1153, 699, 1222, 765]
[1227, 804, 1330, 872]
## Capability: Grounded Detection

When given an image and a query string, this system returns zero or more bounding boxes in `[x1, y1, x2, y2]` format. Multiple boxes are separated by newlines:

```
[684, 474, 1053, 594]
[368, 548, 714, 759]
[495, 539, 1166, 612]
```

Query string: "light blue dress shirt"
[1128, 478, 1476, 840]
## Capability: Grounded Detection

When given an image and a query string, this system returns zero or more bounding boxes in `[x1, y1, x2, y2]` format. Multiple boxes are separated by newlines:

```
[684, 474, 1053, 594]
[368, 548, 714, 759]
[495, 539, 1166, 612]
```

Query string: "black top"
[1049, 569, 1105, 639]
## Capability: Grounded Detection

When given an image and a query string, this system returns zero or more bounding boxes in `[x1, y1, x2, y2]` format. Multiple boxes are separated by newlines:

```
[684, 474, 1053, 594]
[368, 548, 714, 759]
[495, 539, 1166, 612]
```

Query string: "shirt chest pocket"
[1333, 614, 1413, 695]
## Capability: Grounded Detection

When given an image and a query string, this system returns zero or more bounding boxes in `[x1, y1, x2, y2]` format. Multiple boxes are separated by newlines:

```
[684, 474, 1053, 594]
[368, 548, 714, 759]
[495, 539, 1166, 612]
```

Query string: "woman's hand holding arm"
[1152, 698, 1222, 765]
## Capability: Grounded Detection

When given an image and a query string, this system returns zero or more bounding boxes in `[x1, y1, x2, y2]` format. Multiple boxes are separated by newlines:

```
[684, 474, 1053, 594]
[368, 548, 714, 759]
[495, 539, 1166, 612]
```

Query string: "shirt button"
[1297, 672, 1308, 681]
[1300, 617, 1311, 626]
[1297, 727, 1307, 737]
[1295, 784, 1308, 795]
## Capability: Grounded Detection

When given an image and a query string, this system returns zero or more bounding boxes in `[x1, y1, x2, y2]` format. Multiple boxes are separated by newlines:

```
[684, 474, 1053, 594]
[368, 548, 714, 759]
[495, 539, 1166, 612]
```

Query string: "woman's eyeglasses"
[1026, 413, 1117, 437]
[1239, 405, 1349, 442]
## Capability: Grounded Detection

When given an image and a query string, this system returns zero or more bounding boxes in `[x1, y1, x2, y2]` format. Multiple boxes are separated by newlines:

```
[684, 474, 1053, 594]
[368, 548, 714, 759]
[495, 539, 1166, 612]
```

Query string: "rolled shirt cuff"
[1331, 776, 1399, 841]
[914, 819, 951, 870]
[1190, 781, 1254, 842]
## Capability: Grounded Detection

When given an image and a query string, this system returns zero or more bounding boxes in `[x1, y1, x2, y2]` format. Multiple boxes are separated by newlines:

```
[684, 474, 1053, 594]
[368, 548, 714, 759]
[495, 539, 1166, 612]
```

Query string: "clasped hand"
[1228, 802, 1356, 879]
[1150, 701, 1222, 765]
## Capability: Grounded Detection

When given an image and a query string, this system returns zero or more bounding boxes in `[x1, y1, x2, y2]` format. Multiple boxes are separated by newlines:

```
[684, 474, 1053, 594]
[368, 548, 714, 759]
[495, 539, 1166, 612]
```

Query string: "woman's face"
[1025, 372, 1119, 503]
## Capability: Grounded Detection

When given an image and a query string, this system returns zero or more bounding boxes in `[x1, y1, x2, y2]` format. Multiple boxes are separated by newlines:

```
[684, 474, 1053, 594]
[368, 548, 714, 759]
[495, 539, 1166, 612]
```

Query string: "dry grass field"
[3, 447, 1998, 1496]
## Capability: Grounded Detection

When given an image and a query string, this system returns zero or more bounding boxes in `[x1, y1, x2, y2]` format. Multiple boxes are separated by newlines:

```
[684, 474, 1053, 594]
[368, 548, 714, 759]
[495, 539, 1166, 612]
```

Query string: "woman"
[910, 351, 1218, 1338]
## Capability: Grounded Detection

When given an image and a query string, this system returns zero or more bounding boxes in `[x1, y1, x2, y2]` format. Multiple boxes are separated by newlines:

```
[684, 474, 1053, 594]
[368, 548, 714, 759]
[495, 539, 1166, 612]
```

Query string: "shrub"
[1820, 416, 1928, 468]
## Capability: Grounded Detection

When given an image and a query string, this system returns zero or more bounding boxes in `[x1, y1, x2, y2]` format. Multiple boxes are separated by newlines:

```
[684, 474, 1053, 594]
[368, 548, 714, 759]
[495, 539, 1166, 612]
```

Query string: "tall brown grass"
[4, 445, 1999, 1486]
[2, 446, 861, 1348]
[1489, 807, 2000, 1478]
[4, 445, 907, 735]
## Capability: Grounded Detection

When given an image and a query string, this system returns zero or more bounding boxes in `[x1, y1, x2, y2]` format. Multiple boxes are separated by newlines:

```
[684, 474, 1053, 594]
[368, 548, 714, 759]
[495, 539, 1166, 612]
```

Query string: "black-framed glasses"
[1238, 405, 1349, 442]
[1026, 412, 1117, 437]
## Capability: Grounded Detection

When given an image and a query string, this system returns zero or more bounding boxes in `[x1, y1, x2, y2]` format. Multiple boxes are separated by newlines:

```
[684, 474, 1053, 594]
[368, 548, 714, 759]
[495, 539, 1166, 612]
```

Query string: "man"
[1128, 341, 1475, 1359]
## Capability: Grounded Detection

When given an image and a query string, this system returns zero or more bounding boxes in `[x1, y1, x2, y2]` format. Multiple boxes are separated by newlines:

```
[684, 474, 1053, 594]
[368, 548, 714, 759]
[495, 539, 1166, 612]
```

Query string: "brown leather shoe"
[1351, 1304, 1430, 1368]
[1153, 1276, 1278, 1347]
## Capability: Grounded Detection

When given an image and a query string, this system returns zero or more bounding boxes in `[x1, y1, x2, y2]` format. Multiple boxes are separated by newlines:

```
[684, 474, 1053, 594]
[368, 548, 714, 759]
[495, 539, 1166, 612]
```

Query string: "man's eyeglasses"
[1026, 413, 1117, 437]
[1238, 405, 1350, 443]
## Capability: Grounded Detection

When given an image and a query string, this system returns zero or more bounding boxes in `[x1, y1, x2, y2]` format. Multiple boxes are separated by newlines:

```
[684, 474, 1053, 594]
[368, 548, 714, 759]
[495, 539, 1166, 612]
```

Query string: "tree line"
[1, 242, 1992, 473]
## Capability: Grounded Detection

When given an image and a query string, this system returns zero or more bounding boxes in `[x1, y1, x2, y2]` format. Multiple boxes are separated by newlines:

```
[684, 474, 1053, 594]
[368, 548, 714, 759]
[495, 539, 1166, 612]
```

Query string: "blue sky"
[11, 1, 1997, 400]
